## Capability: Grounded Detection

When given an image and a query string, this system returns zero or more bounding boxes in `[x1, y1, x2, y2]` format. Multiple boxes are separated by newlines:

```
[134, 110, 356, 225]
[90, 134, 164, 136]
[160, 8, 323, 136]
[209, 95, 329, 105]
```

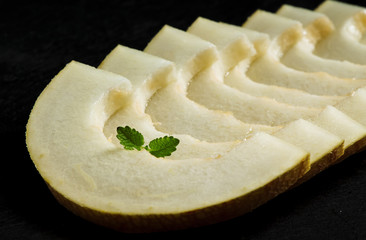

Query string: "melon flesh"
[134, 27, 344, 184]
[314, 0, 366, 64]
[243, 10, 366, 96]
[100, 44, 274, 143]
[187, 17, 341, 108]
[335, 88, 366, 127]
[310, 105, 366, 159]
[278, 4, 366, 79]
[225, 62, 341, 108]
[242, 7, 366, 158]
[145, 25, 320, 126]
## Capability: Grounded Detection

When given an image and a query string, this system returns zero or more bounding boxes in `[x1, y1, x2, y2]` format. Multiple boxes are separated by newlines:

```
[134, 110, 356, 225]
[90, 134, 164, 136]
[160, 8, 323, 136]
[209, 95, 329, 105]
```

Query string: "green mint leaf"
[116, 126, 144, 151]
[115, 126, 180, 158]
[146, 136, 180, 158]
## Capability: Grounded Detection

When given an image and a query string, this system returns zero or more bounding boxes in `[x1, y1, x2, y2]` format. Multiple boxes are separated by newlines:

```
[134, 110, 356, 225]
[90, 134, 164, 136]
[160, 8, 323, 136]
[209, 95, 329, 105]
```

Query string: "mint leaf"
[116, 126, 180, 158]
[145, 136, 180, 158]
[116, 126, 144, 150]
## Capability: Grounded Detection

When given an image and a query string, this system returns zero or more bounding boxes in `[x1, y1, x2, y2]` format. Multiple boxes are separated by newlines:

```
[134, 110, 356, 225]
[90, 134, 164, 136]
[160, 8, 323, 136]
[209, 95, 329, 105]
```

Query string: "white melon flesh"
[360, 30, 366, 44]
[310, 106, 366, 159]
[145, 25, 320, 126]
[187, 17, 256, 72]
[187, 17, 341, 108]
[314, 1, 366, 64]
[243, 8, 366, 158]
[100, 45, 274, 143]
[281, 40, 366, 79]
[141, 24, 345, 184]
[225, 62, 341, 108]
[335, 88, 366, 128]
[188, 66, 319, 125]
[278, 4, 366, 79]
[98, 47, 241, 158]
[26, 61, 310, 233]
[247, 53, 365, 96]
[100, 43, 347, 185]
[273, 119, 343, 182]
[244, 10, 366, 96]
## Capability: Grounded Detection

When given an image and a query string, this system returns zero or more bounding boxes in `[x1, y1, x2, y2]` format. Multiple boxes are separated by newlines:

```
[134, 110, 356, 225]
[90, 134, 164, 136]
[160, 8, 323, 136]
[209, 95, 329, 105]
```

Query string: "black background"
[1, 0, 366, 239]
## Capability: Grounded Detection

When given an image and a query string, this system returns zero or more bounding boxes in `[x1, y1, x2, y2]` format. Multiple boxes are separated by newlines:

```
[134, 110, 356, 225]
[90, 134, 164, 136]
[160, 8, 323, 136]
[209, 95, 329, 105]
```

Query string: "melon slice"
[140, 25, 344, 183]
[145, 25, 320, 126]
[313, 0, 366, 64]
[322, 88, 366, 160]
[187, 17, 341, 108]
[334, 88, 366, 129]
[310, 105, 366, 160]
[273, 119, 342, 183]
[243, 10, 366, 96]
[26, 60, 310, 233]
[277, 4, 366, 79]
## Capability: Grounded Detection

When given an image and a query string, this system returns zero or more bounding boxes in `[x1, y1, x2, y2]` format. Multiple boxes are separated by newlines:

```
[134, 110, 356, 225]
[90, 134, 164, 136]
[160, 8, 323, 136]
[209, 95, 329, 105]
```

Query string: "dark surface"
[1, 0, 366, 239]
